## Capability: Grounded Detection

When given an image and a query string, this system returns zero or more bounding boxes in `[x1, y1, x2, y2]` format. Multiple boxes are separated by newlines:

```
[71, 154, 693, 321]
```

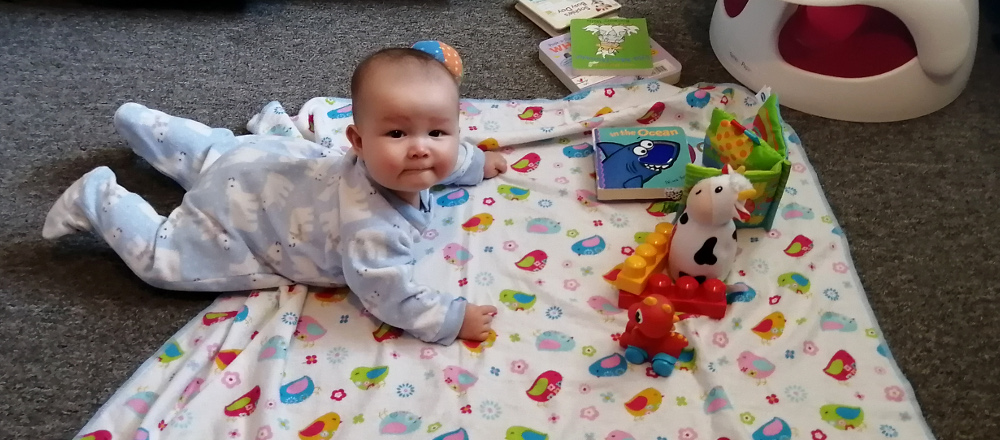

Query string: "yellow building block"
[603, 222, 673, 295]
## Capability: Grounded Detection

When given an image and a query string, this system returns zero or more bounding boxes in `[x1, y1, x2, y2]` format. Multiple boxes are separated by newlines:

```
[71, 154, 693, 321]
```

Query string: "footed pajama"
[43, 103, 486, 344]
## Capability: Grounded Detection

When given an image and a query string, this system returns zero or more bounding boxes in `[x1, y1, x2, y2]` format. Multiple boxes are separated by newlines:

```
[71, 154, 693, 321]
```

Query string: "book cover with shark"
[593, 126, 696, 201]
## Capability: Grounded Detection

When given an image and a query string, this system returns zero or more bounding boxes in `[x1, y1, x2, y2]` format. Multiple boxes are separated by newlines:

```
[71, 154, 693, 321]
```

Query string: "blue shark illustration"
[597, 139, 681, 188]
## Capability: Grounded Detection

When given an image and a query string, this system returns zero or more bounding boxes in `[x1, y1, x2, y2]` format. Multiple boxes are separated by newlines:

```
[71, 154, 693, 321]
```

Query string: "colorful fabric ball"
[411, 40, 463, 83]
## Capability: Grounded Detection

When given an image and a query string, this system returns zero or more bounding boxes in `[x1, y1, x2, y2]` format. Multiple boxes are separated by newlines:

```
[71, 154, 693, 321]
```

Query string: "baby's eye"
[387, 130, 405, 138]
[429, 130, 444, 137]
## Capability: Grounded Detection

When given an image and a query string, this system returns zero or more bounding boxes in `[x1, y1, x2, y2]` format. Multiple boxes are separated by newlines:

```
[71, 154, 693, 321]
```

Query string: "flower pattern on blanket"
[75, 82, 931, 440]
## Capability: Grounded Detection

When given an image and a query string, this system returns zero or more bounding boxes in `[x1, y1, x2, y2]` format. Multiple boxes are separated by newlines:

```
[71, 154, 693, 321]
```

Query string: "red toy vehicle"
[618, 294, 689, 377]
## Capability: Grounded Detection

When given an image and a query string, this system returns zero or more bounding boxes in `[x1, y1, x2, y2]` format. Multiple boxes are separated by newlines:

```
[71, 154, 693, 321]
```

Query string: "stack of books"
[516, 0, 682, 92]
[538, 29, 682, 92]
[514, 0, 622, 37]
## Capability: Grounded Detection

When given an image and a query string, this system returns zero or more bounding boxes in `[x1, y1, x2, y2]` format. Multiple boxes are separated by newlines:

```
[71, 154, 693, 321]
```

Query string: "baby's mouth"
[403, 168, 433, 174]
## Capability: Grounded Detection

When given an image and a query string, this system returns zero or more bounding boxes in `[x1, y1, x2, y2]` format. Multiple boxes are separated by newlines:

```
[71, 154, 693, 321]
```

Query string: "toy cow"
[618, 294, 689, 377]
[668, 164, 756, 283]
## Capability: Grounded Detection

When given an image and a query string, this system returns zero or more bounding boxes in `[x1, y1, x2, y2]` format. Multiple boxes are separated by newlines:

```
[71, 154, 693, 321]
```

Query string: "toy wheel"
[624, 346, 648, 364]
[651, 353, 677, 377]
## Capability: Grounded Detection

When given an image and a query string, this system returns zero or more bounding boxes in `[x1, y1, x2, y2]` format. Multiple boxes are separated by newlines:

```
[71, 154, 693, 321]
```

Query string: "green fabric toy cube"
[683, 94, 791, 230]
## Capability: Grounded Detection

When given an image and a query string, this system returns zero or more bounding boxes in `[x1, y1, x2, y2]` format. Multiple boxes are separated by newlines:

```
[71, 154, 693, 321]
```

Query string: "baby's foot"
[42, 167, 110, 239]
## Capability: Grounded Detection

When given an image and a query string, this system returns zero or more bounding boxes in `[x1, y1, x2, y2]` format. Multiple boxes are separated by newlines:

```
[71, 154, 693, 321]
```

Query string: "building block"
[617, 273, 728, 320]
[602, 222, 674, 295]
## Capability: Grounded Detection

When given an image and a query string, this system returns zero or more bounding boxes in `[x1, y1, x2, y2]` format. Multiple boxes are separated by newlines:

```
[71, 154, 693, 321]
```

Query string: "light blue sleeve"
[340, 217, 467, 345]
[439, 141, 485, 186]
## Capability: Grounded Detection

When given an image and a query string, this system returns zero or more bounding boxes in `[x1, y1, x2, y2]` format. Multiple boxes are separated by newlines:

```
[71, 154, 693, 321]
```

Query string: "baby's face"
[349, 69, 460, 199]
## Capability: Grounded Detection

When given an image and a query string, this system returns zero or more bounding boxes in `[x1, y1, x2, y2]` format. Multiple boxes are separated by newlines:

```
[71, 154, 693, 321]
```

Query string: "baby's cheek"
[371, 164, 398, 185]
[443, 147, 460, 169]
[381, 158, 405, 175]
[438, 157, 456, 177]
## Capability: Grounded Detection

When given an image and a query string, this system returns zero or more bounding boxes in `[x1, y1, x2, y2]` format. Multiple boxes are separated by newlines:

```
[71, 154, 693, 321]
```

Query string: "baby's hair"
[350, 47, 457, 121]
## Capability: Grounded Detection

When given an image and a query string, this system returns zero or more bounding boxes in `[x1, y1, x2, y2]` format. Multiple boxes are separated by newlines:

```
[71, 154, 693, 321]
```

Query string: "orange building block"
[602, 222, 673, 295]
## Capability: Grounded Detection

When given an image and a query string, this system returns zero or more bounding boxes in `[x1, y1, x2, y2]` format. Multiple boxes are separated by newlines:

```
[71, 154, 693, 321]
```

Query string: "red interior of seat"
[724, 0, 750, 17]
[777, 5, 917, 78]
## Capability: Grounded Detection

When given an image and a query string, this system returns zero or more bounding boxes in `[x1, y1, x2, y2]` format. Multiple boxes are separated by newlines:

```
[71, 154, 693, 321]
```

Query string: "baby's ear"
[346, 124, 363, 159]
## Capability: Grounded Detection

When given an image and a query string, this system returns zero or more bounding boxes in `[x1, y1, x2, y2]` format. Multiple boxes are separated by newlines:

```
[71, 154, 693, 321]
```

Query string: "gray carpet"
[1, 1, 998, 438]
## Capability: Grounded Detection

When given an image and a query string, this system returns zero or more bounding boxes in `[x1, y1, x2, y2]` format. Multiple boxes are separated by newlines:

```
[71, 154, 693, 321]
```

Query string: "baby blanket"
[75, 82, 935, 440]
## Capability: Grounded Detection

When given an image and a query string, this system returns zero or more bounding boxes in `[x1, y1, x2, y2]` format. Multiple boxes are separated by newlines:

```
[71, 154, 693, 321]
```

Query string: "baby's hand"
[458, 303, 498, 342]
[483, 151, 507, 179]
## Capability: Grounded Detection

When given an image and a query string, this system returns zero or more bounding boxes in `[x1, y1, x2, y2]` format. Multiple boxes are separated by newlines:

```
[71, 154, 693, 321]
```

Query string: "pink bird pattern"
[442, 243, 473, 267]
[177, 378, 205, 409]
[587, 295, 624, 321]
[442, 366, 478, 395]
[737, 350, 776, 384]
[606, 430, 637, 440]
[293, 315, 327, 345]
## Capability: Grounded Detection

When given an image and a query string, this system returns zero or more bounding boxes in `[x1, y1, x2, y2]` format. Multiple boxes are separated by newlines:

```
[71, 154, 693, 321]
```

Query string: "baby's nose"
[409, 140, 431, 158]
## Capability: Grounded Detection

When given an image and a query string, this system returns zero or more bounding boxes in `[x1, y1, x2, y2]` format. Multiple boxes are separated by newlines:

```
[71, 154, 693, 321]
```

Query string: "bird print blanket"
[75, 81, 936, 440]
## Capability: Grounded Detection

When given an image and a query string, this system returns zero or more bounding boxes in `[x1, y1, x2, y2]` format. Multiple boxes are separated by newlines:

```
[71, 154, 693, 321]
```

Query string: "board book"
[514, 0, 621, 37]
[593, 125, 698, 201]
[570, 17, 654, 76]
[539, 33, 681, 91]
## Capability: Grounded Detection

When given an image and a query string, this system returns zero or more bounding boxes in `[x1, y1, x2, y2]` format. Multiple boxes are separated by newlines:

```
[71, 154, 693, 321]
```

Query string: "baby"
[42, 47, 507, 344]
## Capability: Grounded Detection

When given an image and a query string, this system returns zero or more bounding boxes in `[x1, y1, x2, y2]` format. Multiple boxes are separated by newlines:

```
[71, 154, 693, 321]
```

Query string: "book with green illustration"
[570, 17, 654, 76]
[593, 125, 697, 201]
[538, 33, 682, 91]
